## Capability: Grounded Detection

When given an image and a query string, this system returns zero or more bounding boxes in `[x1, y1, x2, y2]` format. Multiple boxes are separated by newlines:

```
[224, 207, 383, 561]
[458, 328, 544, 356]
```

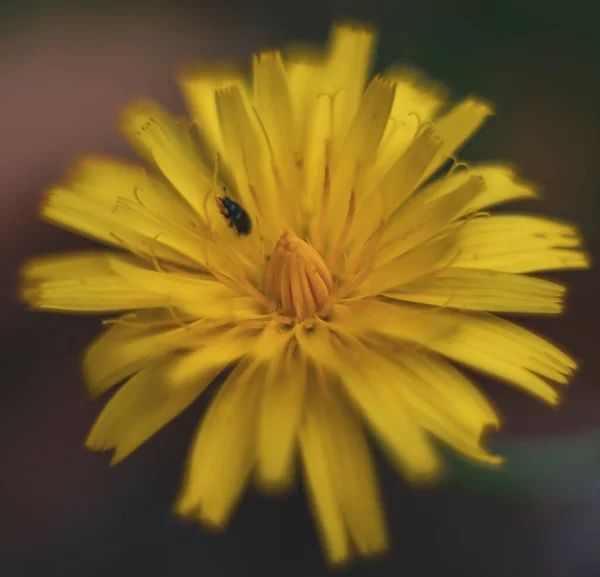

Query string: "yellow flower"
[21, 22, 588, 564]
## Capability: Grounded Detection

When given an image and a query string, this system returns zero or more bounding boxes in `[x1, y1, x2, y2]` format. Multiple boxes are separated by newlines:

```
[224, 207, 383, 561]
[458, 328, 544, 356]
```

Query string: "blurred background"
[1, 1, 599, 575]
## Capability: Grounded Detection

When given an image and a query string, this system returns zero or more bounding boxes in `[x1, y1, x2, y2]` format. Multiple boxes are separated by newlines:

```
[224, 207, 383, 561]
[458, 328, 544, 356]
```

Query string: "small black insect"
[217, 192, 252, 236]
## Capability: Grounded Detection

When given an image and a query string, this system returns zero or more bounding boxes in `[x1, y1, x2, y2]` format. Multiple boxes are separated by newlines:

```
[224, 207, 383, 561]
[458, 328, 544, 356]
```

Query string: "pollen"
[264, 230, 333, 321]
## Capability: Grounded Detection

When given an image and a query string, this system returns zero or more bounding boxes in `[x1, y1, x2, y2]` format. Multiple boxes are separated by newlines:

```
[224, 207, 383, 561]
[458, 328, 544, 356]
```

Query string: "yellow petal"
[332, 76, 396, 189]
[256, 344, 307, 491]
[86, 359, 217, 465]
[66, 156, 199, 222]
[324, 76, 395, 248]
[295, 324, 441, 480]
[176, 360, 262, 527]
[391, 349, 502, 465]
[300, 85, 330, 220]
[107, 256, 266, 320]
[41, 157, 209, 268]
[179, 65, 245, 169]
[399, 348, 500, 431]
[42, 186, 206, 269]
[449, 215, 590, 273]
[104, 193, 211, 265]
[252, 51, 297, 195]
[179, 69, 270, 258]
[371, 68, 446, 180]
[251, 319, 295, 361]
[295, 28, 375, 226]
[343, 185, 385, 261]
[376, 125, 443, 214]
[286, 52, 324, 152]
[359, 233, 457, 296]
[21, 251, 261, 318]
[347, 124, 443, 258]
[215, 85, 281, 241]
[311, 382, 388, 557]
[376, 175, 483, 266]
[423, 98, 494, 181]
[41, 186, 126, 249]
[421, 164, 539, 214]
[386, 267, 566, 314]
[338, 350, 442, 481]
[298, 392, 350, 564]
[324, 23, 376, 161]
[342, 300, 575, 405]
[399, 386, 502, 465]
[83, 315, 191, 398]
[21, 252, 168, 313]
[119, 100, 211, 217]
[167, 326, 260, 386]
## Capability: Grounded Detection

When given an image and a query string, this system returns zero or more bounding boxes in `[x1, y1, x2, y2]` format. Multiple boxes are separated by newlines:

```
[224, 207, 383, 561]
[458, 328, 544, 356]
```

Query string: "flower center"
[264, 230, 333, 321]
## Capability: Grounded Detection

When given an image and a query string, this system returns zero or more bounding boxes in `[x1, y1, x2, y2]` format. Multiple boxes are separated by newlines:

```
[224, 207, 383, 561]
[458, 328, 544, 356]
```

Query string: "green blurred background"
[1, 1, 599, 576]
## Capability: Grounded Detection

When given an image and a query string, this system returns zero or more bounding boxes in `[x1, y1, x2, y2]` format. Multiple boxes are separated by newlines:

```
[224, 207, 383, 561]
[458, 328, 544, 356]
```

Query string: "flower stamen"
[132, 185, 146, 208]
[265, 230, 333, 321]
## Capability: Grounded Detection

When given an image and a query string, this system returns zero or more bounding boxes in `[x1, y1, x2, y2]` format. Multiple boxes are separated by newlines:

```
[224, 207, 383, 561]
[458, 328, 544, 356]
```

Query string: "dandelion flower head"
[21, 22, 589, 563]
